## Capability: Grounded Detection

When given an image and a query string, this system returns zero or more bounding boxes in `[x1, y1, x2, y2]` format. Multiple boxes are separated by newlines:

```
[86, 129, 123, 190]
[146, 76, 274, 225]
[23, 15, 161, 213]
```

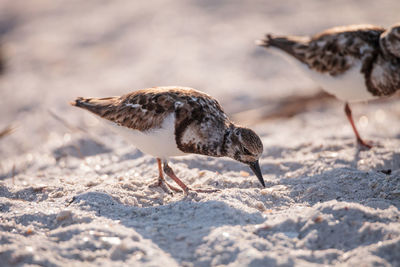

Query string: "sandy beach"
[1, 0, 400, 266]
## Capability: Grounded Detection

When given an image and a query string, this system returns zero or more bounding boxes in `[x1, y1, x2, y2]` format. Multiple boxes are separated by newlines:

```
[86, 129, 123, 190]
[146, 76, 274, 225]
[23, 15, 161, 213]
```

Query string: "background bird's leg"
[344, 103, 372, 149]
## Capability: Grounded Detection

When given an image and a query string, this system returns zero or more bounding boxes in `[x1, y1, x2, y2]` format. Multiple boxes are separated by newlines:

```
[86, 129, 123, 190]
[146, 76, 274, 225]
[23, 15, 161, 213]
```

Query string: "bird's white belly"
[304, 62, 376, 102]
[271, 48, 377, 102]
[104, 112, 186, 159]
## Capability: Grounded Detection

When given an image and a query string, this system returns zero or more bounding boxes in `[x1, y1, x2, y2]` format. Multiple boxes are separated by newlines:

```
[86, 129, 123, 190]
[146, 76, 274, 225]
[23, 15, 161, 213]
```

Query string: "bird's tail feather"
[70, 96, 119, 117]
[256, 34, 309, 62]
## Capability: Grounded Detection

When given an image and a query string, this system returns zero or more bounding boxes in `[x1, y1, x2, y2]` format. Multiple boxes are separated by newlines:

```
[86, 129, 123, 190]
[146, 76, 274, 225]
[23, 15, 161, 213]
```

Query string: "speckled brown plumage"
[259, 24, 400, 97]
[71, 86, 266, 188]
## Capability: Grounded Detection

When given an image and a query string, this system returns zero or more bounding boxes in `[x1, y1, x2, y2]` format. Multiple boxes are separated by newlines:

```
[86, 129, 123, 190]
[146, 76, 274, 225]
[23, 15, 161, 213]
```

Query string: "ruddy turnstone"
[257, 23, 400, 148]
[71, 86, 265, 193]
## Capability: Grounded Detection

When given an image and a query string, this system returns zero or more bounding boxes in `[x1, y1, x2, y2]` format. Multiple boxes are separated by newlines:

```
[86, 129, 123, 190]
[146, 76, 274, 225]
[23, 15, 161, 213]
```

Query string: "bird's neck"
[221, 124, 235, 158]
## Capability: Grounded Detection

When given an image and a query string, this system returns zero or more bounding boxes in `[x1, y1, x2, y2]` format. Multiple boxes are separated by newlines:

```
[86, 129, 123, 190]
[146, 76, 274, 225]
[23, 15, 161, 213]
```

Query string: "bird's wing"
[71, 87, 181, 131]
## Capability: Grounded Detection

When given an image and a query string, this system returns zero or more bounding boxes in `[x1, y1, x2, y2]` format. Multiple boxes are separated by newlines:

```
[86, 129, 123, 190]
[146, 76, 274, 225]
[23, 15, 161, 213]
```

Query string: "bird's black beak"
[249, 160, 265, 187]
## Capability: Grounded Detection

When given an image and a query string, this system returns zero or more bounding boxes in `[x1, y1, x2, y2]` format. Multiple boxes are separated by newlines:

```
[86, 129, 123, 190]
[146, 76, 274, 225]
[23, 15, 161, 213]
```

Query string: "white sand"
[1, 0, 400, 266]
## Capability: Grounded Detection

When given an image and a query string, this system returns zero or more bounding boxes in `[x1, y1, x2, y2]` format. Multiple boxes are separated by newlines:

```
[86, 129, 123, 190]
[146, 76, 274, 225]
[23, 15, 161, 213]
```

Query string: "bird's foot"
[149, 177, 182, 195]
[357, 138, 373, 150]
[163, 180, 182, 192]
[148, 179, 172, 195]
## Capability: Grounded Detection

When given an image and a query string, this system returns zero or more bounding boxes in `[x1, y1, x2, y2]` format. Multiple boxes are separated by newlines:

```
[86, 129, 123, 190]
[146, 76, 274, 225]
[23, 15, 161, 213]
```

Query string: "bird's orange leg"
[162, 162, 189, 194]
[149, 158, 181, 193]
[344, 103, 372, 149]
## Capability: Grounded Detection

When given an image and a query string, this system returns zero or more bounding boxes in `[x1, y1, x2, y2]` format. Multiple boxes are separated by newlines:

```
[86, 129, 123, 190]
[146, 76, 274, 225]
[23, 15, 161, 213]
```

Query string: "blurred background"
[1, 0, 399, 158]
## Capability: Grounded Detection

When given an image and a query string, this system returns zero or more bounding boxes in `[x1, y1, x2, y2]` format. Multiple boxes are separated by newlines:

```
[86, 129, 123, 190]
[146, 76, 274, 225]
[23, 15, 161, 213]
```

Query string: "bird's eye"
[235, 131, 240, 136]
[243, 147, 251, 155]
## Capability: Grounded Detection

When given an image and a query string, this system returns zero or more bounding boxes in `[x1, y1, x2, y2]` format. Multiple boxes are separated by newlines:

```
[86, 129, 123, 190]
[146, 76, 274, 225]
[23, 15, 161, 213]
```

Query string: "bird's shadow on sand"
[72, 191, 265, 266]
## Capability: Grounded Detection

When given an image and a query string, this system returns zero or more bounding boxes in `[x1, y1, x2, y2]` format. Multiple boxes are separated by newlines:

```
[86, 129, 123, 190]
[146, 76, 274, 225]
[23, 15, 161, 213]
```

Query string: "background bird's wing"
[263, 25, 384, 76]
[306, 25, 384, 75]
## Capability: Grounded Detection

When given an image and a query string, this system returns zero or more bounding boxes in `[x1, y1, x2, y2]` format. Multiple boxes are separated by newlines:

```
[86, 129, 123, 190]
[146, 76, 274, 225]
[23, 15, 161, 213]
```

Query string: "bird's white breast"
[104, 112, 186, 159]
[270, 48, 378, 102]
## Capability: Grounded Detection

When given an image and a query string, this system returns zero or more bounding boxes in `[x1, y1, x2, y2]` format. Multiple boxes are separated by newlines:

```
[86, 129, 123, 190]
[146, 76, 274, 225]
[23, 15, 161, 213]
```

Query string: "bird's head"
[224, 126, 265, 187]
